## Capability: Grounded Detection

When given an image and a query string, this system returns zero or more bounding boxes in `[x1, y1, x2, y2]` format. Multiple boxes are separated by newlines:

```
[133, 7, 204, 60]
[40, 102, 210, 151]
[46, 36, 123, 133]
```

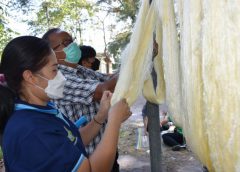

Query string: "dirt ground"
[118, 97, 204, 172]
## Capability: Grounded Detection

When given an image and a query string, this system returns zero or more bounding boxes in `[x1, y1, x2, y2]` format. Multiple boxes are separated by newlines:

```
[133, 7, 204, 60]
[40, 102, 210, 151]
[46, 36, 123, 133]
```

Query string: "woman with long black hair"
[0, 36, 131, 172]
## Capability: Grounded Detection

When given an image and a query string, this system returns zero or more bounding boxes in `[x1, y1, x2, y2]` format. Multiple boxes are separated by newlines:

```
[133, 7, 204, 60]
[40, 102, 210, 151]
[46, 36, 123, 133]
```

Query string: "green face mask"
[63, 42, 82, 64]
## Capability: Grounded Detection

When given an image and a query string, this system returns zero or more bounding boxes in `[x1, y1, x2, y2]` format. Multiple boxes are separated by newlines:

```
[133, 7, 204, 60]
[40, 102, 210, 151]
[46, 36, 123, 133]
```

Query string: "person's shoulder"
[77, 65, 110, 81]
[5, 110, 58, 133]
[3, 111, 39, 144]
[6, 110, 37, 129]
[76, 65, 95, 75]
[58, 64, 78, 74]
[3, 110, 65, 145]
[58, 65, 82, 81]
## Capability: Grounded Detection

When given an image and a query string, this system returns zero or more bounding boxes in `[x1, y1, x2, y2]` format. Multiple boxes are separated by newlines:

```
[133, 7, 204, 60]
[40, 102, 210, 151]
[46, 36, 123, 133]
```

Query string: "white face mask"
[35, 71, 66, 99]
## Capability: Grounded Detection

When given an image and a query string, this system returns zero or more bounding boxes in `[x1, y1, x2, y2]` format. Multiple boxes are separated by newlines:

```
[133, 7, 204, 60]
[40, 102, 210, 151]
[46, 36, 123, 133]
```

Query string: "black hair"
[0, 85, 15, 145]
[78, 45, 97, 65]
[42, 28, 61, 40]
[0, 36, 52, 136]
[92, 58, 100, 71]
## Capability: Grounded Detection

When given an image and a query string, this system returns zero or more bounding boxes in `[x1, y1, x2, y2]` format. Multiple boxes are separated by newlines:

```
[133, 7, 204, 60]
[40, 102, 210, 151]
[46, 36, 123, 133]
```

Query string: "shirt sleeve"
[77, 65, 111, 81]
[58, 73, 100, 106]
[93, 71, 111, 81]
[12, 128, 86, 172]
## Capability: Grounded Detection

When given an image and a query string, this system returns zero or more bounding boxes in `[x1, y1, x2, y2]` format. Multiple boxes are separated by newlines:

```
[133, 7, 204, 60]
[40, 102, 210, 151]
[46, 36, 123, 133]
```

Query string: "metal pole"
[146, 0, 162, 172]
[146, 69, 161, 172]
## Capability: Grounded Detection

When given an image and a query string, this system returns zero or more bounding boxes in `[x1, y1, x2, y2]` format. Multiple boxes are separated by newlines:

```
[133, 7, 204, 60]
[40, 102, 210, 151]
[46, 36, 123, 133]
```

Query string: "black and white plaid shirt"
[53, 64, 111, 154]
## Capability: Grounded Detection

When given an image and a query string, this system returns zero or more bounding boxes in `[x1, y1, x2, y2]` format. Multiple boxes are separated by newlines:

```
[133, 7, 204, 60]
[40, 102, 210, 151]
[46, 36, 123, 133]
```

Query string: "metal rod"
[146, 67, 162, 172]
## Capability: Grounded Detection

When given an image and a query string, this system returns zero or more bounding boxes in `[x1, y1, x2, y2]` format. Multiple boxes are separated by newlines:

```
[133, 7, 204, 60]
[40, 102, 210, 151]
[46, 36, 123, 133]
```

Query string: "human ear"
[22, 70, 36, 85]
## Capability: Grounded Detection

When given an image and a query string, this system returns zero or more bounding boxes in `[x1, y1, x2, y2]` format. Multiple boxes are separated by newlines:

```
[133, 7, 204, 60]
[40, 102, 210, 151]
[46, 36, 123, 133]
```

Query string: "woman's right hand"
[108, 99, 131, 124]
[95, 91, 112, 123]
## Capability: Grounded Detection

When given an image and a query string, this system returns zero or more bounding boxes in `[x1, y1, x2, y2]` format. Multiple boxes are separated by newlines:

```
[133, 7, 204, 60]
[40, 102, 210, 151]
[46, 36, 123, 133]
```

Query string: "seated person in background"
[142, 105, 170, 134]
[159, 110, 171, 131]
[161, 115, 186, 151]
[142, 105, 185, 151]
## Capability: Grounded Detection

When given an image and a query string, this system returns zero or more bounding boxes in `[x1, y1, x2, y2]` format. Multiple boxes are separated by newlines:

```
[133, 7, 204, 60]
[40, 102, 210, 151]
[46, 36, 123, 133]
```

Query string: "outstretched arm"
[77, 99, 131, 172]
[93, 74, 118, 101]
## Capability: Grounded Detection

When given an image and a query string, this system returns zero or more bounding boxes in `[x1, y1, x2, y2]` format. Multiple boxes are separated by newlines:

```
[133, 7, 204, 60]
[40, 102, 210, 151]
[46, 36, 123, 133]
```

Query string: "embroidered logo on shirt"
[64, 126, 76, 143]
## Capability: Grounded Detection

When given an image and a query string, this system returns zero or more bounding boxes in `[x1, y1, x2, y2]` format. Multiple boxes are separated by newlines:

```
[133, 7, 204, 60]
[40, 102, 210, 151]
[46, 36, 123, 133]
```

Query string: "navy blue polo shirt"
[3, 100, 87, 172]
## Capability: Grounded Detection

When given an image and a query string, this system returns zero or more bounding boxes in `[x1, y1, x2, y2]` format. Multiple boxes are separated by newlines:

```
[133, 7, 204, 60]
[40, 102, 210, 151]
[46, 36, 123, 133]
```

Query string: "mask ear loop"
[57, 59, 66, 62]
[32, 74, 48, 91]
[37, 74, 49, 81]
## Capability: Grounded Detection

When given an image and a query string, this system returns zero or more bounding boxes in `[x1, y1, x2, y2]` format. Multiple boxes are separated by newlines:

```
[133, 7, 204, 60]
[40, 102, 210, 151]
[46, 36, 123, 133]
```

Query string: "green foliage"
[27, 1, 64, 35]
[97, 0, 140, 25]
[108, 31, 131, 60]
[11, 0, 31, 8]
[28, 0, 94, 41]
[0, 24, 16, 57]
[0, 0, 141, 66]
[0, 4, 18, 57]
[97, 0, 140, 67]
[116, 0, 139, 24]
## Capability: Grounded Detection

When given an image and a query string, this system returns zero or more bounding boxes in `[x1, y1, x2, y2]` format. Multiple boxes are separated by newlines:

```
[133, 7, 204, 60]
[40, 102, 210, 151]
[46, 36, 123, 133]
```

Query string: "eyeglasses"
[52, 37, 76, 51]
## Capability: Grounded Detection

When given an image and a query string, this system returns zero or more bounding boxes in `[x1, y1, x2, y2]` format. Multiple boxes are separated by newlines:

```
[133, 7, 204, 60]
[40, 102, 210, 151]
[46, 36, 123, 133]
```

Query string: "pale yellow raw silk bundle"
[178, 0, 240, 171]
[142, 21, 165, 105]
[112, 0, 240, 171]
[159, 0, 183, 127]
[112, 0, 168, 107]
[177, 0, 213, 171]
[201, 1, 240, 171]
[111, 0, 160, 106]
